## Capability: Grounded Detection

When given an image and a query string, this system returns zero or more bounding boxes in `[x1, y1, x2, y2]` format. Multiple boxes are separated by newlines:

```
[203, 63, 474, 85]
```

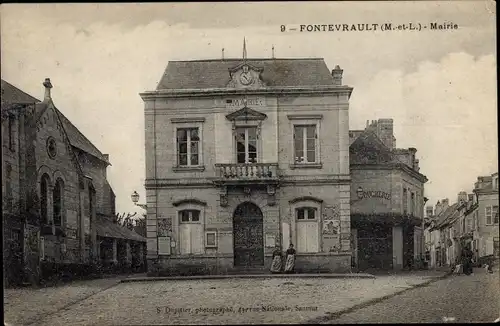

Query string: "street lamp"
[356, 186, 364, 200]
[131, 190, 147, 210]
[422, 196, 429, 267]
[350, 186, 364, 205]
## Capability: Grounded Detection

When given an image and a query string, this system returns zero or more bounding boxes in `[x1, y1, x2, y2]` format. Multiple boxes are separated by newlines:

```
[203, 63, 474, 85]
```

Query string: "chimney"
[366, 120, 369, 128]
[43, 78, 53, 102]
[332, 65, 343, 86]
[457, 191, 467, 205]
[442, 198, 449, 207]
[426, 205, 434, 217]
[377, 119, 395, 149]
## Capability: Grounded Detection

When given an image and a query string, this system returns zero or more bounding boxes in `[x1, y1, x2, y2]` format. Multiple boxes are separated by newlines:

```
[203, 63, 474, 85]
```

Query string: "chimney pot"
[331, 65, 343, 86]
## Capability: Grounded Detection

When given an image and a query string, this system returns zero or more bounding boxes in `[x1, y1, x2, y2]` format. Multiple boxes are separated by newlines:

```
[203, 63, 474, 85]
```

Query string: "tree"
[113, 212, 137, 230]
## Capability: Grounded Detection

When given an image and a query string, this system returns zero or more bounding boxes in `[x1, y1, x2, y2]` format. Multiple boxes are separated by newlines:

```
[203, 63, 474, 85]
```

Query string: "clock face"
[239, 72, 253, 85]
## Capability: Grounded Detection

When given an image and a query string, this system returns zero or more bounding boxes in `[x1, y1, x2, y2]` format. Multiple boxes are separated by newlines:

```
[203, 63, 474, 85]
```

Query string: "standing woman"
[270, 245, 283, 273]
[284, 244, 296, 273]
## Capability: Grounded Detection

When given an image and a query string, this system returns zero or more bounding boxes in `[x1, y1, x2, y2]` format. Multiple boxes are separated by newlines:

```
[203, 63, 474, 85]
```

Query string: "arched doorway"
[233, 202, 264, 267]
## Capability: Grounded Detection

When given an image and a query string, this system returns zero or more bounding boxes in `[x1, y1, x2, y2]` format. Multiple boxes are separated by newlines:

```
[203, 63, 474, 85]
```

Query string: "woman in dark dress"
[284, 244, 296, 273]
[462, 247, 473, 275]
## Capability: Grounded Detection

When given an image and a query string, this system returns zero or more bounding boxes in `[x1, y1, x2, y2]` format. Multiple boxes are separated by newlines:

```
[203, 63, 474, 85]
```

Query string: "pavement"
[314, 266, 500, 324]
[3, 270, 453, 325]
[121, 272, 376, 282]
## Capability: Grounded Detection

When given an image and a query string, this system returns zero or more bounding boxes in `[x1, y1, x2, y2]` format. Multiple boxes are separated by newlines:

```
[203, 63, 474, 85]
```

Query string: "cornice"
[145, 175, 351, 188]
[350, 163, 428, 183]
[139, 86, 354, 100]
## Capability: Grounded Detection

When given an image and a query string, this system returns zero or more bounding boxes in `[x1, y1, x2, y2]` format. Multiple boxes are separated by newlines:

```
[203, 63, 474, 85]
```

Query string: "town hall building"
[141, 53, 353, 274]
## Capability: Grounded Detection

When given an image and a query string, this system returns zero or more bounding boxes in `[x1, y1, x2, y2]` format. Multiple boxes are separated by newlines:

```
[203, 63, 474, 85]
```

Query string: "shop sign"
[359, 190, 391, 200]
[225, 97, 265, 108]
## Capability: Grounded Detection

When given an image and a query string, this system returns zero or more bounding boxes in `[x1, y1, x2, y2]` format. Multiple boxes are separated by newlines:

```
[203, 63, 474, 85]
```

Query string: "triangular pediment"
[228, 62, 264, 73]
[226, 62, 266, 88]
[36, 104, 85, 177]
[226, 106, 267, 121]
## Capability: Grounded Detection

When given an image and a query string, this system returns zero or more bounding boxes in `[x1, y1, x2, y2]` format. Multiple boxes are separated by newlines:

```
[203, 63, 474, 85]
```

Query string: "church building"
[141, 47, 353, 274]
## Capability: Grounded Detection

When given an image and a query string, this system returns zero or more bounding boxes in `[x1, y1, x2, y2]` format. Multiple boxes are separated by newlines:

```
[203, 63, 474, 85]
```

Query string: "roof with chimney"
[1, 79, 109, 164]
[434, 203, 460, 229]
[349, 131, 399, 165]
[156, 58, 336, 90]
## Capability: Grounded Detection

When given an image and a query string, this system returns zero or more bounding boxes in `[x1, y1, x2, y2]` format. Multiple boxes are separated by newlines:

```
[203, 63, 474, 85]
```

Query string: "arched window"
[295, 206, 319, 253]
[178, 208, 203, 255]
[53, 179, 64, 227]
[88, 184, 95, 220]
[289, 197, 322, 254]
[40, 174, 50, 224]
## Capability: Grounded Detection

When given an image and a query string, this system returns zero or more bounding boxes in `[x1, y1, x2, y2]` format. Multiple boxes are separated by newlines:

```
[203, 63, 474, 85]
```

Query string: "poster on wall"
[158, 236, 171, 255]
[323, 220, 340, 235]
[265, 234, 276, 248]
[157, 218, 172, 237]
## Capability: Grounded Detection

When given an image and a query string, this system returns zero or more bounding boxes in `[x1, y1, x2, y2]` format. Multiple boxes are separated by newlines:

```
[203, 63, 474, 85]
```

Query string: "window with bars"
[293, 125, 317, 163]
[235, 127, 258, 164]
[296, 207, 317, 220]
[179, 210, 200, 223]
[176, 128, 200, 167]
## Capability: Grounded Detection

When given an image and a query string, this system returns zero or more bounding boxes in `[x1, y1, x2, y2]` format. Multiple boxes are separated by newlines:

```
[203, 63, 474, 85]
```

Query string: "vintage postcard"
[1, 1, 498, 325]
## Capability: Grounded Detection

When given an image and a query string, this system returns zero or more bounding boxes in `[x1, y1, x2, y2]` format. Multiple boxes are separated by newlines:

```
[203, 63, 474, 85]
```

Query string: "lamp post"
[422, 196, 429, 266]
[131, 191, 148, 210]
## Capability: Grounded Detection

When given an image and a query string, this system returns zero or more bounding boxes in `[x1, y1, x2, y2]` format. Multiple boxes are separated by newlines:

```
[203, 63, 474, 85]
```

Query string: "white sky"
[1, 2, 497, 214]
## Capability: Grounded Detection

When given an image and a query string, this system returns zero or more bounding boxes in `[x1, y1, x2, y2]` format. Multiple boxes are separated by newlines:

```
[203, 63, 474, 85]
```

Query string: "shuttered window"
[296, 207, 319, 253]
[179, 210, 203, 254]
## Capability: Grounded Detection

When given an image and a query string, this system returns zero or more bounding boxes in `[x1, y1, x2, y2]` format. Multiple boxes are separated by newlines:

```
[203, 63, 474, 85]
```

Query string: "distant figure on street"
[284, 244, 296, 273]
[270, 246, 283, 273]
[461, 247, 473, 275]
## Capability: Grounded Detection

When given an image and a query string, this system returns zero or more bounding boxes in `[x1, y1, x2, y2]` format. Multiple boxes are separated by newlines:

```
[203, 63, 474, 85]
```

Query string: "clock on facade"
[239, 71, 254, 85]
[47, 137, 57, 159]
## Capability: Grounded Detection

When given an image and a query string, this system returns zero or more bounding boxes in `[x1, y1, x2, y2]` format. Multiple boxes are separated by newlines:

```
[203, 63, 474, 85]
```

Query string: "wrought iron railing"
[215, 163, 279, 181]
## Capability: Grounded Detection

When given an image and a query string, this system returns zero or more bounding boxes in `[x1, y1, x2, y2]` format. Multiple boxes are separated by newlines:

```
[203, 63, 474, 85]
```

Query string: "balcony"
[214, 163, 280, 185]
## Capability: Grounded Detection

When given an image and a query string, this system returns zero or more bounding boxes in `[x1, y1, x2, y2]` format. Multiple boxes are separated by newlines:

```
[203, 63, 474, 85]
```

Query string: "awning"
[95, 217, 146, 242]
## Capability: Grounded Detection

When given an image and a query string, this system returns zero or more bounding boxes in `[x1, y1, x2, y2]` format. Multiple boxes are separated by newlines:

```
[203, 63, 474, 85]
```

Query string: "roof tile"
[156, 58, 336, 89]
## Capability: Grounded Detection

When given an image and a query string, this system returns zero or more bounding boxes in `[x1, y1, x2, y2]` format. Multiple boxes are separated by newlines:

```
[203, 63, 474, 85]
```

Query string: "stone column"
[126, 241, 132, 264]
[392, 226, 403, 270]
[112, 239, 117, 263]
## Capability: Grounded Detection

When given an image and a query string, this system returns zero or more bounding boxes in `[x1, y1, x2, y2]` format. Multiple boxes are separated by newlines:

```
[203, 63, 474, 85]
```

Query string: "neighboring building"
[348, 119, 428, 271]
[473, 172, 499, 262]
[2, 79, 145, 285]
[140, 54, 353, 275]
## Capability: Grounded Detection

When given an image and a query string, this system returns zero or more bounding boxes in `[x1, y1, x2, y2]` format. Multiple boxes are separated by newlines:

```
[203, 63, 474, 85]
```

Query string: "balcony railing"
[215, 163, 279, 183]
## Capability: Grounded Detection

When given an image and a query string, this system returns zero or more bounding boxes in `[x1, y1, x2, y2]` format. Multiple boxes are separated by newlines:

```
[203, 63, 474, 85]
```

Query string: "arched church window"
[40, 174, 50, 223]
[53, 178, 64, 226]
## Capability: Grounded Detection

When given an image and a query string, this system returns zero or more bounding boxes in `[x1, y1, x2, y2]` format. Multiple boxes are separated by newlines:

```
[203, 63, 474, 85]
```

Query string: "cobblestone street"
[4, 271, 448, 325]
[321, 267, 500, 324]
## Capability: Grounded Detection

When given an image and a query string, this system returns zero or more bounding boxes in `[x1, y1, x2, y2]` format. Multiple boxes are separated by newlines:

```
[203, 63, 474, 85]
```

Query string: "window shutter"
[191, 224, 203, 254]
[179, 224, 191, 254]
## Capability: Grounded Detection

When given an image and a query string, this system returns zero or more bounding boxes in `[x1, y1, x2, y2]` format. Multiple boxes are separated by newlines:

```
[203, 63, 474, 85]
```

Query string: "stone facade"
[1, 79, 135, 285]
[349, 119, 427, 271]
[473, 173, 499, 260]
[141, 58, 352, 274]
